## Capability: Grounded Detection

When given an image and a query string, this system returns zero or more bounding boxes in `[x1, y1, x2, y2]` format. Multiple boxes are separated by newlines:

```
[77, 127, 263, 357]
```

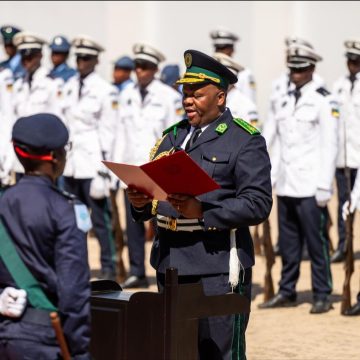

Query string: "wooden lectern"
[90, 268, 250, 360]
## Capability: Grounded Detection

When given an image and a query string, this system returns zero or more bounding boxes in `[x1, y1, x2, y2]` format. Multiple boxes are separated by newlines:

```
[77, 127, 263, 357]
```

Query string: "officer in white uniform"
[61, 35, 119, 280]
[259, 44, 338, 314]
[113, 43, 183, 289]
[0, 68, 14, 187]
[213, 52, 259, 127]
[266, 37, 325, 147]
[9, 32, 62, 178]
[210, 27, 256, 103]
[330, 40, 360, 263]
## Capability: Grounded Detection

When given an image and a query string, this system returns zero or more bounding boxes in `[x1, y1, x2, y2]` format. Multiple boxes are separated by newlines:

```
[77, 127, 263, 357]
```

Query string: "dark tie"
[79, 78, 84, 99]
[185, 128, 202, 151]
[293, 88, 301, 104]
[349, 74, 356, 92]
[26, 72, 33, 89]
[140, 87, 148, 102]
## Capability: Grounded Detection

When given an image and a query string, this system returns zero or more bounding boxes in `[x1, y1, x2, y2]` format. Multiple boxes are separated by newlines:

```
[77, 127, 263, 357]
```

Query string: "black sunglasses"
[76, 55, 95, 62]
[289, 66, 312, 74]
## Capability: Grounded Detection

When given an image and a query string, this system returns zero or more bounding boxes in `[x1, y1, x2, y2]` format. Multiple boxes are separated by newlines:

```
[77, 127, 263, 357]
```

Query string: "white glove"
[0, 287, 27, 318]
[342, 197, 357, 221]
[89, 172, 110, 199]
[315, 188, 332, 207]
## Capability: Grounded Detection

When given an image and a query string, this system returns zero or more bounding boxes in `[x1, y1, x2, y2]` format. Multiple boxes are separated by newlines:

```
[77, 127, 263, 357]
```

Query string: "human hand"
[167, 194, 203, 219]
[342, 200, 356, 221]
[0, 287, 27, 318]
[126, 187, 153, 209]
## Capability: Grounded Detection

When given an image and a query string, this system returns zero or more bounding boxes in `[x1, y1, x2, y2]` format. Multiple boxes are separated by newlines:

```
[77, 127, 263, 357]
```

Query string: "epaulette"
[162, 119, 188, 136]
[233, 118, 260, 135]
[52, 185, 77, 201]
[316, 87, 330, 97]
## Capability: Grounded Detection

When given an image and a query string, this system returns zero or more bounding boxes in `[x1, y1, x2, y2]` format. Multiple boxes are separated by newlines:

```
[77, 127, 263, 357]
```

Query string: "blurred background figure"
[0, 25, 24, 80]
[160, 64, 181, 92]
[210, 26, 256, 103]
[112, 55, 134, 93]
[260, 44, 338, 314]
[113, 43, 183, 289]
[10, 31, 62, 180]
[61, 35, 119, 281]
[213, 52, 259, 127]
[48, 35, 77, 82]
[331, 39, 360, 263]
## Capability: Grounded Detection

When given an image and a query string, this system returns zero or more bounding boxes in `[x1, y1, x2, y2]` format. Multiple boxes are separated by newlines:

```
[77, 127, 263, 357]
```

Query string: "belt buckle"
[167, 217, 177, 231]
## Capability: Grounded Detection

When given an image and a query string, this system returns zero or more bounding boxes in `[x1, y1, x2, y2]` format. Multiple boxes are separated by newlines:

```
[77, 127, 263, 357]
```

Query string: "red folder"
[103, 150, 220, 201]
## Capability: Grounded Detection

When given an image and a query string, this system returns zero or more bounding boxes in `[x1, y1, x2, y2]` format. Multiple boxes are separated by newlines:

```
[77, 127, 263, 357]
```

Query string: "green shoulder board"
[162, 119, 188, 136]
[233, 118, 260, 135]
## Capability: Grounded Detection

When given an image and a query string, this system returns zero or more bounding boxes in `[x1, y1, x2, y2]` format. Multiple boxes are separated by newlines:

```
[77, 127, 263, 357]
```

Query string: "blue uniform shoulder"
[51, 186, 77, 202]
[232, 118, 260, 135]
[316, 87, 330, 97]
[162, 119, 189, 136]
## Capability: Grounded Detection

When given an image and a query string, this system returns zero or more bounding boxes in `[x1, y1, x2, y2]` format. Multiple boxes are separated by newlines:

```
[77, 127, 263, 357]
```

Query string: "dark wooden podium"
[90, 268, 250, 360]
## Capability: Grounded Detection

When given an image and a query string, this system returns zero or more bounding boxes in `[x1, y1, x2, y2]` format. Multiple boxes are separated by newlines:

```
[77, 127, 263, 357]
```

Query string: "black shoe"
[258, 293, 297, 309]
[330, 249, 346, 263]
[121, 275, 149, 289]
[343, 301, 360, 316]
[310, 299, 333, 314]
[100, 269, 117, 281]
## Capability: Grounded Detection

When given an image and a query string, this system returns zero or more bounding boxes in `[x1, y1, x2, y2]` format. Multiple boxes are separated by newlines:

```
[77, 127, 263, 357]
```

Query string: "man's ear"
[217, 89, 226, 107]
[50, 151, 58, 163]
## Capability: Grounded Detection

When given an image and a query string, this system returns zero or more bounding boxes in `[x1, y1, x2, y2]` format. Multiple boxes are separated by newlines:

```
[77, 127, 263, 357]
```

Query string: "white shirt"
[264, 80, 339, 197]
[113, 79, 183, 167]
[61, 72, 119, 178]
[226, 86, 259, 127]
[332, 72, 360, 168]
[235, 67, 256, 103]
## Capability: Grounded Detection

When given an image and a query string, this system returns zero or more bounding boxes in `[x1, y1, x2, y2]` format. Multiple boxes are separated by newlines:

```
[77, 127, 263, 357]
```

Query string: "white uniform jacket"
[265, 80, 338, 197]
[332, 73, 360, 168]
[0, 68, 15, 181]
[265, 72, 325, 148]
[61, 72, 119, 179]
[235, 67, 256, 103]
[112, 79, 183, 167]
[12, 66, 62, 118]
[226, 86, 258, 127]
[11, 67, 63, 173]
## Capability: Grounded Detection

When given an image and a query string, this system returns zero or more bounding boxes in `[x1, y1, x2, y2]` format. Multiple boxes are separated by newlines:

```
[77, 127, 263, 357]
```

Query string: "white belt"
[156, 215, 204, 232]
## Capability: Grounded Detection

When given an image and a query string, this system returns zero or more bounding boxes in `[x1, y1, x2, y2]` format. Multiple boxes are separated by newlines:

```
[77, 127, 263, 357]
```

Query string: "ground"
[88, 192, 360, 360]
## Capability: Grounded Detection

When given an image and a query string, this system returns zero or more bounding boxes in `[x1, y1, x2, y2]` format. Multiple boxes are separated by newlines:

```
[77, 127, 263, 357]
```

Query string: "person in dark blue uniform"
[0, 113, 91, 359]
[112, 55, 134, 93]
[48, 35, 77, 82]
[0, 25, 25, 79]
[160, 64, 181, 92]
[126, 50, 272, 360]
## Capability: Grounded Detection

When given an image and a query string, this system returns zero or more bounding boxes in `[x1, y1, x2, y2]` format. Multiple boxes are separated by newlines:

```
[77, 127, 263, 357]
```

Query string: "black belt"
[21, 307, 52, 326]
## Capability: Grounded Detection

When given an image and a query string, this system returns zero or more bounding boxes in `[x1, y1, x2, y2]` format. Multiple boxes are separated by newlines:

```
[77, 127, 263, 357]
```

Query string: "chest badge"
[215, 123, 228, 134]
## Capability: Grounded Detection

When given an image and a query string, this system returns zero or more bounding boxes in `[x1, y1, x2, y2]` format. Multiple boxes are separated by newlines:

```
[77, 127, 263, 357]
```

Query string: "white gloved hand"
[315, 188, 332, 207]
[0, 287, 27, 318]
[342, 198, 357, 221]
[89, 172, 110, 199]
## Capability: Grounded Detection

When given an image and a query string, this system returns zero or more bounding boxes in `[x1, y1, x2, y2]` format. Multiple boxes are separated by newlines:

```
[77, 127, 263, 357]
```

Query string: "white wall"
[1, 1, 360, 119]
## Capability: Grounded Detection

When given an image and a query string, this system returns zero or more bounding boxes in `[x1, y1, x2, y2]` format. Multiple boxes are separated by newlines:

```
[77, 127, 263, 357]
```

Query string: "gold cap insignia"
[184, 52, 192, 68]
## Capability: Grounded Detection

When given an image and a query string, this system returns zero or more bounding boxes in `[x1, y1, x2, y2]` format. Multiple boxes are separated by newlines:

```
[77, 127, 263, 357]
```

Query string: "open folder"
[102, 150, 220, 201]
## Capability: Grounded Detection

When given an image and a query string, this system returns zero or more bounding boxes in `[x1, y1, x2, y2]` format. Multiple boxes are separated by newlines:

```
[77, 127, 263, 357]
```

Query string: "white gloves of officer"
[315, 188, 332, 207]
[0, 287, 27, 318]
[90, 171, 111, 199]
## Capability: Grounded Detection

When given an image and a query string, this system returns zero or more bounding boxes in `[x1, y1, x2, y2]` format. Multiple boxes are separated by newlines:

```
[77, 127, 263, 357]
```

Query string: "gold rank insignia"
[249, 80, 256, 89]
[6, 83, 13, 92]
[112, 100, 119, 110]
[184, 52, 192, 68]
[215, 123, 228, 134]
[331, 108, 339, 118]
